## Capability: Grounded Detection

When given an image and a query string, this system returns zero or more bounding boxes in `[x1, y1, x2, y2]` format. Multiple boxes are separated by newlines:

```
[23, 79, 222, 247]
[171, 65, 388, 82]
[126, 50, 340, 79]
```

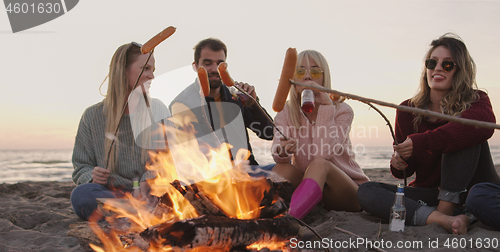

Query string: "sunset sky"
[1, 0, 500, 150]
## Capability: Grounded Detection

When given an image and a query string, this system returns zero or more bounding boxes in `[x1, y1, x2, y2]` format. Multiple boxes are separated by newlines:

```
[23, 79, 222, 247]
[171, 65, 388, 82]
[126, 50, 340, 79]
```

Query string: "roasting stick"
[290, 79, 500, 186]
[290, 80, 500, 130]
[364, 102, 407, 186]
[105, 27, 176, 171]
[289, 79, 500, 184]
[232, 85, 289, 140]
[217, 63, 289, 141]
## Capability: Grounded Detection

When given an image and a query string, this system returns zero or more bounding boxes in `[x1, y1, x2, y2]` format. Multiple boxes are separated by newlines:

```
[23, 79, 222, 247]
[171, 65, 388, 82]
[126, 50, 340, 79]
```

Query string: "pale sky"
[1, 0, 500, 150]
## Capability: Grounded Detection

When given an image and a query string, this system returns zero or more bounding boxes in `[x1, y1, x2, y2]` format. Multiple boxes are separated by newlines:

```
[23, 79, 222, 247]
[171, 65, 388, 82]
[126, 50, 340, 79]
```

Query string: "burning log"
[165, 176, 293, 219]
[165, 180, 227, 216]
[141, 215, 299, 250]
[258, 197, 288, 218]
[262, 177, 293, 207]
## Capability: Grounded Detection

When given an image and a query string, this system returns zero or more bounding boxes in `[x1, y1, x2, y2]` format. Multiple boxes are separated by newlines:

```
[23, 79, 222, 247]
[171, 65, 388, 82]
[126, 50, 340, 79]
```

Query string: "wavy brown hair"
[103, 43, 144, 171]
[410, 33, 478, 130]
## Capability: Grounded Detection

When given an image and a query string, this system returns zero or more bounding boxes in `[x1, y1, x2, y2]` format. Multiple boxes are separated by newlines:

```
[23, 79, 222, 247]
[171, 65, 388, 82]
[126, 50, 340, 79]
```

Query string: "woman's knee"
[307, 157, 333, 173]
[272, 163, 302, 187]
[70, 183, 114, 220]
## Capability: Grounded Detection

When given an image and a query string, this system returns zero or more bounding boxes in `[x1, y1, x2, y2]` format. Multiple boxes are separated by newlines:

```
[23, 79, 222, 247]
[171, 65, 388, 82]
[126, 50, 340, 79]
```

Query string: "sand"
[1, 168, 499, 252]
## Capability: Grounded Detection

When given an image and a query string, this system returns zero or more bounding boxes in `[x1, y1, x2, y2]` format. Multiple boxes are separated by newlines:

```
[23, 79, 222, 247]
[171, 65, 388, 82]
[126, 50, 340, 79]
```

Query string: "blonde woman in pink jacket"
[272, 50, 369, 219]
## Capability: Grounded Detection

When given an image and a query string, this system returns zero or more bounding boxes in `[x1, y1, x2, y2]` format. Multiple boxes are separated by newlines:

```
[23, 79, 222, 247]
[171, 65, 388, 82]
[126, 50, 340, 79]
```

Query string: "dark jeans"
[70, 183, 126, 220]
[357, 141, 500, 226]
[467, 182, 500, 231]
[248, 163, 276, 177]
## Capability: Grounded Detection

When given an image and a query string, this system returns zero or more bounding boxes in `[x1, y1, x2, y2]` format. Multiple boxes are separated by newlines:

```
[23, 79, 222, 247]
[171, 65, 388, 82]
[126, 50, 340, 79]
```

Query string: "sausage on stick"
[141, 26, 176, 54]
[272, 48, 297, 112]
[198, 66, 210, 97]
[217, 62, 235, 87]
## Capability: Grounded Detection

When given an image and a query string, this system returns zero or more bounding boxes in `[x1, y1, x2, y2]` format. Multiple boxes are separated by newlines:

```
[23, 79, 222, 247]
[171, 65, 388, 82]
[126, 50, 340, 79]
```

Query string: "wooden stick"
[291, 216, 330, 252]
[290, 80, 500, 130]
[364, 102, 407, 186]
[232, 85, 289, 140]
[333, 226, 388, 252]
[105, 50, 155, 170]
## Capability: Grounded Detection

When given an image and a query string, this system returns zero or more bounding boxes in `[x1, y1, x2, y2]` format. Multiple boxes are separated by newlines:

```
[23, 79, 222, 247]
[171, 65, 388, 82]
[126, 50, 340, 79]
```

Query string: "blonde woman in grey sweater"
[70, 42, 169, 220]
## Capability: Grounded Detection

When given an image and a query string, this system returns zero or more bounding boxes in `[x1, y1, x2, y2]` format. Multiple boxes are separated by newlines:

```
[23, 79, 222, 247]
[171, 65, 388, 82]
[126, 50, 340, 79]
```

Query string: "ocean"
[1, 146, 500, 184]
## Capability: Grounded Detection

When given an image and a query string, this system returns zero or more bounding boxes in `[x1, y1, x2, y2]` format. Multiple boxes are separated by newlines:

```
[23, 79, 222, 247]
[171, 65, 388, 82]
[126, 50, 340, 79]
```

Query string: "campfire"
[88, 121, 298, 251]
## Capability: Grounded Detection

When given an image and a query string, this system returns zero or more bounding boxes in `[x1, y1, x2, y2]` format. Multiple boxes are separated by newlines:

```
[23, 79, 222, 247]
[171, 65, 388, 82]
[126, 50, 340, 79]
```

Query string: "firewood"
[166, 180, 226, 216]
[266, 177, 293, 205]
[141, 215, 299, 250]
[259, 198, 288, 218]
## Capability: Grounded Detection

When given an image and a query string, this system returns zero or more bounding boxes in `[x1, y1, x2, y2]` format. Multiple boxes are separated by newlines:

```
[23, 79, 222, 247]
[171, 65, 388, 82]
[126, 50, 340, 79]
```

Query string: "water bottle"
[229, 86, 252, 106]
[133, 178, 141, 199]
[301, 89, 315, 113]
[389, 184, 406, 232]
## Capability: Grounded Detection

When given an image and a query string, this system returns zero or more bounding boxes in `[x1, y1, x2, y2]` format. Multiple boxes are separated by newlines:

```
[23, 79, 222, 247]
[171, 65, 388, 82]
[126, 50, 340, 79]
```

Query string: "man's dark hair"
[194, 38, 227, 64]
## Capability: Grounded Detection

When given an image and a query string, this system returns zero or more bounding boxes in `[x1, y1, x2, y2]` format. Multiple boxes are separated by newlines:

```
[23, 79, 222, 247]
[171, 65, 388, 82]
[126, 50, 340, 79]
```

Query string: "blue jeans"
[467, 182, 500, 231]
[70, 183, 126, 220]
[248, 163, 276, 177]
[358, 142, 500, 226]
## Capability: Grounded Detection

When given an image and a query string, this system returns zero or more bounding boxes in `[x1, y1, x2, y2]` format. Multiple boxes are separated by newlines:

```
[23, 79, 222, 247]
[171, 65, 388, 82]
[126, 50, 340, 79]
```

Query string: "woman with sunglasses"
[70, 42, 170, 220]
[357, 33, 500, 234]
[272, 50, 369, 219]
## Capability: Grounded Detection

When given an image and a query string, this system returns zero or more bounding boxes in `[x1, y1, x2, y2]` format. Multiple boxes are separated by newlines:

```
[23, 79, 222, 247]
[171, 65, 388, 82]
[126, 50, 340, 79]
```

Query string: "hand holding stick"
[364, 102, 407, 186]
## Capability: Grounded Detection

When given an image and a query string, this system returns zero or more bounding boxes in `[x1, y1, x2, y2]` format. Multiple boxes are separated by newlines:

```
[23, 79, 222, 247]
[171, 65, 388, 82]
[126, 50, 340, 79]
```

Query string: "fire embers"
[90, 175, 297, 251]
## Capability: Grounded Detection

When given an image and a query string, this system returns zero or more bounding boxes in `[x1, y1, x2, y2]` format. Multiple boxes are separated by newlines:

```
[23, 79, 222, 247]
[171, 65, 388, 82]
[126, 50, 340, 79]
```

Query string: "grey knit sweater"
[72, 99, 170, 191]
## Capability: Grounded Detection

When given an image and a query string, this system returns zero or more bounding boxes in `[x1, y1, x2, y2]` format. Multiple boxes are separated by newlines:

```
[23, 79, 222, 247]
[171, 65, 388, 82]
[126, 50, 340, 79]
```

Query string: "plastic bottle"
[133, 178, 141, 199]
[229, 86, 252, 106]
[389, 184, 406, 232]
[301, 89, 315, 113]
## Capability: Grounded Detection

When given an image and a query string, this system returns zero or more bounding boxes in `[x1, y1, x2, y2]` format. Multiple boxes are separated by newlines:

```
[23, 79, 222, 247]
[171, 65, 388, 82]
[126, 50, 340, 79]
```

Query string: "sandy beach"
[1, 167, 499, 252]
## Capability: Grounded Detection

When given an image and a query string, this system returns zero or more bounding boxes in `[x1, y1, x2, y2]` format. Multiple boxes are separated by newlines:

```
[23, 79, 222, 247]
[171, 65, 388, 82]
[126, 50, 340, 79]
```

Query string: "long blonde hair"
[410, 33, 478, 130]
[103, 43, 149, 171]
[287, 50, 333, 129]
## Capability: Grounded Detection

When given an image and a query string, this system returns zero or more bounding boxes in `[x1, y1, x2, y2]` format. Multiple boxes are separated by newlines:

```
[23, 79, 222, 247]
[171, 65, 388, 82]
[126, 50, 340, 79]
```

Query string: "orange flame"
[89, 120, 286, 251]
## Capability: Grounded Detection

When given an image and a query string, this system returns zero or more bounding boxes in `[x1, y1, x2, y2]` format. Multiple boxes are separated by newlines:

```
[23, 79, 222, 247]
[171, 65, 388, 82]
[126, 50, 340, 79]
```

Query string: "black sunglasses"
[425, 59, 456, 72]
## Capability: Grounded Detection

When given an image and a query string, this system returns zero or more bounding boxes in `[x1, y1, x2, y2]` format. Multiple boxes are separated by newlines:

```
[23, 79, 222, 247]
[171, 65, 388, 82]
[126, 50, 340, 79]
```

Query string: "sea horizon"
[1, 146, 500, 184]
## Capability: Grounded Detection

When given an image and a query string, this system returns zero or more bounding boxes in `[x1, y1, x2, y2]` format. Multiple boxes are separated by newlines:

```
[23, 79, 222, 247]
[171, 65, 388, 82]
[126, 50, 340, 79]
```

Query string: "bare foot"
[426, 211, 470, 235]
[445, 215, 470, 235]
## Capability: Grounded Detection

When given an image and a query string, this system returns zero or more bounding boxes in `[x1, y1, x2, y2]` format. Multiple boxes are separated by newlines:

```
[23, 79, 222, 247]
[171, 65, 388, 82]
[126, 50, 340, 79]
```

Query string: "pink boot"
[289, 178, 323, 219]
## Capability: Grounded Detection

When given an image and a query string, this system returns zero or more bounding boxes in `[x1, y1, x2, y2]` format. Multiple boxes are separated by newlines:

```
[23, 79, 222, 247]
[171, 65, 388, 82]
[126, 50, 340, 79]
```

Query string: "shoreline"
[0, 167, 498, 251]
